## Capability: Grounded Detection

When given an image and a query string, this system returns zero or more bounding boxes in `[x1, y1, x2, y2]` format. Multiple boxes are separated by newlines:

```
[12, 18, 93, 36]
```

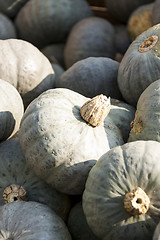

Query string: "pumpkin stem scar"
[139, 35, 158, 52]
[80, 94, 111, 127]
[3, 184, 27, 204]
[124, 187, 150, 215]
[130, 112, 143, 134]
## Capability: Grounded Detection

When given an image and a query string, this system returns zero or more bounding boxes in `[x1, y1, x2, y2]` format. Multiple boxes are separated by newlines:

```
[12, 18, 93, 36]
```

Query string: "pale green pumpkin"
[83, 140, 160, 240]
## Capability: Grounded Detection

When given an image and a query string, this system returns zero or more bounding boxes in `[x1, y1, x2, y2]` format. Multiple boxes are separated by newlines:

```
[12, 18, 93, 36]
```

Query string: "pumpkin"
[128, 79, 160, 142]
[67, 201, 99, 240]
[0, 138, 71, 220]
[15, 0, 93, 48]
[57, 57, 122, 100]
[109, 99, 136, 142]
[41, 43, 65, 68]
[0, 79, 24, 142]
[152, 0, 160, 25]
[104, 0, 154, 23]
[52, 63, 65, 86]
[153, 222, 160, 240]
[0, 12, 17, 39]
[0, 201, 72, 239]
[118, 24, 160, 106]
[0, 0, 29, 18]
[18, 88, 124, 195]
[0, 38, 55, 108]
[114, 24, 131, 55]
[64, 17, 116, 69]
[127, 3, 153, 41]
[83, 140, 160, 240]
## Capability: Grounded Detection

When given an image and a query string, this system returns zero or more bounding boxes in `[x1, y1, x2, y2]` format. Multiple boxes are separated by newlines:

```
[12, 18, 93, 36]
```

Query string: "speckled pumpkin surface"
[18, 88, 124, 195]
[0, 138, 71, 220]
[128, 79, 160, 142]
[0, 39, 55, 108]
[0, 79, 24, 142]
[83, 140, 160, 240]
[118, 24, 160, 106]
[0, 201, 72, 239]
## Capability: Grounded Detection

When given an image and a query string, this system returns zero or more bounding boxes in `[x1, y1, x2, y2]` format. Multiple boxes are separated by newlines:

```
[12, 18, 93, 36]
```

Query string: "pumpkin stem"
[124, 187, 150, 215]
[3, 184, 27, 204]
[80, 94, 111, 127]
[139, 35, 158, 52]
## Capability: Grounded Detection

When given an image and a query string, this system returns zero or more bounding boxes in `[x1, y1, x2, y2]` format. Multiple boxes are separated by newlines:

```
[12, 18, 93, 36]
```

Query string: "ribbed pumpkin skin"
[118, 24, 160, 106]
[0, 0, 29, 17]
[64, 17, 116, 69]
[128, 79, 160, 142]
[57, 57, 122, 100]
[0, 13, 17, 39]
[15, 0, 93, 48]
[18, 88, 124, 195]
[67, 201, 99, 240]
[0, 201, 72, 240]
[0, 138, 71, 220]
[152, 0, 160, 25]
[0, 39, 55, 108]
[0, 79, 24, 142]
[83, 140, 160, 240]
[105, 0, 154, 23]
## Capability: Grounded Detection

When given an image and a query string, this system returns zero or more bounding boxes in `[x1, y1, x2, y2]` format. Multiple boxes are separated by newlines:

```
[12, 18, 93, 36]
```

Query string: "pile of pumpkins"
[1, 0, 160, 239]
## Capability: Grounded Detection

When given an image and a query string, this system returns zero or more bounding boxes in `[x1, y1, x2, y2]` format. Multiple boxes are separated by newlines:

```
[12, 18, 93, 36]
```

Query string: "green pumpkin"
[64, 17, 116, 69]
[118, 24, 160, 106]
[83, 140, 160, 240]
[0, 39, 55, 108]
[18, 88, 124, 195]
[0, 12, 17, 39]
[0, 79, 24, 142]
[128, 79, 160, 142]
[57, 57, 122, 100]
[15, 0, 93, 48]
[0, 138, 71, 220]
[0, 201, 71, 239]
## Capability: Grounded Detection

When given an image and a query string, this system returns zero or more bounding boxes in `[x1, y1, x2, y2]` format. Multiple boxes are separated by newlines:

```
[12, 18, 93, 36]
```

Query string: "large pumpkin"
[0, 39, 55, 108]
[83, 140, 160, 240]
[0, 79, 24, 142]
[0, 138, 71, 220]
[64, 17, 116, 69]
[118, 24, 160, 106]
[57, 57, 122, 100]
[0, 201, 72, 239]
[18, 88, 124, 195]
[15, 0, 93, 48]
[128, 79, 160, 142]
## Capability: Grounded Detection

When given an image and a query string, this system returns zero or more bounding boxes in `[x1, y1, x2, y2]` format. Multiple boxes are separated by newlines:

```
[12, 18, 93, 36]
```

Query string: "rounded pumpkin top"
[0, 39, 55, 108]
[83, 140, 160, 240]
[118, 23, 160, 106]
[18, 88, 124, 195]
[0, 201, 72, 239]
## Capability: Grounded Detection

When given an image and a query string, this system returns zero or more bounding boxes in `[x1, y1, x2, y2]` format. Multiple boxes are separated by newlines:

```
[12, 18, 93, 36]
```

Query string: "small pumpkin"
[18, 88, 124, 195]
[64, 17, 116, 69]
[0, 201, 72, 239]
[15, 0, 93, 48]
[57, 57, 122, 100]
[0, 79, 24, 142]
[118, 24, 160, 106]
[105, 0, 154, 23]
[128, 79, 160, 142]
[127, 3, 153, 41]
[0, 39, 55, 108]
[67, 201, 99, 240]
[83, 140, 160, 240]
[0, 12, 17, 39]
[0, 138, 71, 220]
